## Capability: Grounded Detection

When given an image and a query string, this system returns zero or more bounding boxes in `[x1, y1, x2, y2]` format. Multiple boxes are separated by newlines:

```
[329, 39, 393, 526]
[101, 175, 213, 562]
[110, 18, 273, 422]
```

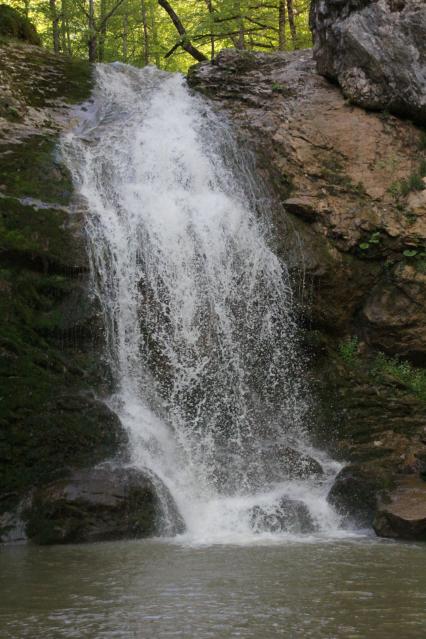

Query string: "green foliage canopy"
[6, 0, 312, 72]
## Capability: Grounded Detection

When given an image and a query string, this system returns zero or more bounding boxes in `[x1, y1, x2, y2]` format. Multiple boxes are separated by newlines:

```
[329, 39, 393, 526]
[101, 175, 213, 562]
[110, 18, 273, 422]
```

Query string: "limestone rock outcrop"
[249, 498, 317, 534]
[310, 0, 426, 124]
[189, 49, 426, 358]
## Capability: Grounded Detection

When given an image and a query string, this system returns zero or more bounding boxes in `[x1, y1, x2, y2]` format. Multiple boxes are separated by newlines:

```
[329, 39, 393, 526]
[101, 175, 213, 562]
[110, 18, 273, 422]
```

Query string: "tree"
[12, 0, 313, 71]
[49, 0, 60, 53]
[77, 0, 128, 61]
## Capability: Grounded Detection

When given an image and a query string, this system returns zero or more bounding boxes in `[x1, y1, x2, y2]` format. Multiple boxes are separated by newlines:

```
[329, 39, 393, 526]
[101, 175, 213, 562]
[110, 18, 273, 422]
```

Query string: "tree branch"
[99, 0, 127, 30]
[158, 0, 208, 61]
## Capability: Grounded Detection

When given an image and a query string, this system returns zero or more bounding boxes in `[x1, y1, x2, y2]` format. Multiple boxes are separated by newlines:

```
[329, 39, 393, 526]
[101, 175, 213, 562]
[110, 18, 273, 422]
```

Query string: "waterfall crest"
[63, 63, 344, 543]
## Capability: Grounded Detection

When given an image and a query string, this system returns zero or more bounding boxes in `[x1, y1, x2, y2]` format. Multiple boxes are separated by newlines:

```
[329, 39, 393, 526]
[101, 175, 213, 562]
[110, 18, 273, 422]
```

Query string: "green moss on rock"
[0, 41, 128, 520]
[0, 138, 73, 203]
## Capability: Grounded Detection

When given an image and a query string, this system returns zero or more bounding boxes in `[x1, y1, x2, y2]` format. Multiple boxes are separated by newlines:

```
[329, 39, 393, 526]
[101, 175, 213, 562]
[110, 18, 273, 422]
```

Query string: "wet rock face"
[361, 263, 426, 362]
[189, 50, 426, 359]
[23, 467, 185, 545]
[258, 445, 324, 485]
[310, 0, 426, 124]
[0, 40, 127, 520]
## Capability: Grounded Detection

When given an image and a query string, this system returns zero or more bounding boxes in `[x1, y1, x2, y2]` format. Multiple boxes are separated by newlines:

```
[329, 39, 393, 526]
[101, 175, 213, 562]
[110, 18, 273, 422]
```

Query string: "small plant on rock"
[358, 231, 381, 251]
[339, 336, 359, 364]
[402, 247, 426, 260]
[372, 353, 426, 403]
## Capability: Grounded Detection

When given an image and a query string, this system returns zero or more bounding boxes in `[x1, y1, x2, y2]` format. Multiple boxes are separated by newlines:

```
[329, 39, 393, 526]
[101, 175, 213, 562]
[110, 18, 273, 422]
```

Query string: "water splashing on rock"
[63, 63, 344, 544]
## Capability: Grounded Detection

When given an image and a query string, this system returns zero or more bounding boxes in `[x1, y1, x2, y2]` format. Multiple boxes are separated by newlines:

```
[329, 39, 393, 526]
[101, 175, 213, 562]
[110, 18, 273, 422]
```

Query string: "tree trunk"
[141, 0, 149, 65]
[61, 0, 72, 55]
[205, 0, 215, 61]
[122, 11, 128, 62]
[158, 0, 208, 62]
[50, 0, 61, 54]
[98, 0, 107, 62]
[88, 0, 97, 62]
[149, 0, 161, 66]
[278, 0, 286, 51]
[234, 0, 245, 50]
[286, 0, 297, 49]
[65, 15, 72, 55]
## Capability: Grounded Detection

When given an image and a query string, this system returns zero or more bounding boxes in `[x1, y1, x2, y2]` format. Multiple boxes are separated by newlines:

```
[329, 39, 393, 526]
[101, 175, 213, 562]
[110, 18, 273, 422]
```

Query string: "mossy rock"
[0, 4, 40, 45]
[0, 138, 73, 204]
[0, 40, 127, 518]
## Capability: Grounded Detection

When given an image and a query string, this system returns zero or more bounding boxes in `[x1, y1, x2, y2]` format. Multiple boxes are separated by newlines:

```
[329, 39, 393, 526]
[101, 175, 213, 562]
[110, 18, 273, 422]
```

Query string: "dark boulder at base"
[373, 476, 426, 540]
[327, 463, 389, 526]
[310, 0, 426, 124]
[249, 497, 317, 534]
[24, 466, 185, 545]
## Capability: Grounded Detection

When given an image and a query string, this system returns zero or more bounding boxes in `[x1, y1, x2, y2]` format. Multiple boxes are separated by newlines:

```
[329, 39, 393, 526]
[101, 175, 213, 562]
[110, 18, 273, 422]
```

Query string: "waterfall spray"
[63, 63, 343, 543]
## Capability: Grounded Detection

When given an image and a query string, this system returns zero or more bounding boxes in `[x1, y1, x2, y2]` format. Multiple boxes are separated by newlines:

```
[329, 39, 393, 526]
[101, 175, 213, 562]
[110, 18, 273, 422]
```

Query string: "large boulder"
[327, 463, 389, 526]
[310, 0, 426, 124]
[373, 476, 426, 539]
[212, 444, 324, 491]
[360, 262, 426, 361]
[23, 466, 185, 544]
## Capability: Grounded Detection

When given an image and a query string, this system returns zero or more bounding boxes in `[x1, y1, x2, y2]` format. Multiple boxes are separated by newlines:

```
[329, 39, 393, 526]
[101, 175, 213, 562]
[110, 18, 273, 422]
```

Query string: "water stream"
[63, 63, 344, 544]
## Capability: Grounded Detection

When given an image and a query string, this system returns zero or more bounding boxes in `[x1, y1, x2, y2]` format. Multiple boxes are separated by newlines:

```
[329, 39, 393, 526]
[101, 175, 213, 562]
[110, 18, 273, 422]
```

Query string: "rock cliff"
[189, 49, 426, 539]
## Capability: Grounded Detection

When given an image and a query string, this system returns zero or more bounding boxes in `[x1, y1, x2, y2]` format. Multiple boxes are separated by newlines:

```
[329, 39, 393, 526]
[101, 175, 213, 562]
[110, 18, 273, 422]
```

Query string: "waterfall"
[63, 63, 344, 543]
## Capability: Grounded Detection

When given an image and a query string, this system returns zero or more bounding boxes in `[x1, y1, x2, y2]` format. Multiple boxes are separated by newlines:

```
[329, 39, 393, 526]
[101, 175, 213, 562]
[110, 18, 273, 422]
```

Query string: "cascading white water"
[63, 63, 345, 543]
